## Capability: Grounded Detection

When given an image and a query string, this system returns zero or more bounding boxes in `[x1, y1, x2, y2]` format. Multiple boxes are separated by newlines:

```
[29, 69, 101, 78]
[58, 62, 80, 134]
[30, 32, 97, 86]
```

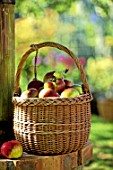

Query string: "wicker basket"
[97, 98, 113, 121]
[12, 42, 93, 155]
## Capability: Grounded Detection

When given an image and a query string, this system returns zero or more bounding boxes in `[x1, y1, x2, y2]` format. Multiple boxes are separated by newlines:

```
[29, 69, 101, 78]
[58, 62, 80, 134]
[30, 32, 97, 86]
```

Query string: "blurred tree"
[15, 0, 112, 17]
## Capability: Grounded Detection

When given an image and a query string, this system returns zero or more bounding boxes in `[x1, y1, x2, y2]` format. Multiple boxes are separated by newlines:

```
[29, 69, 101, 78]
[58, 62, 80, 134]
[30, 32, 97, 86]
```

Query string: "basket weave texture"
[12, 42, 93, 155]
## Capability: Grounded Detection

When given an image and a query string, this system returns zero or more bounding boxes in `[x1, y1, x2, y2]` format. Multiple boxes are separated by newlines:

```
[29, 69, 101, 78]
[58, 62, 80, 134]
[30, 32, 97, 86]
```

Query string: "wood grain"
[0, 4, 15, 121]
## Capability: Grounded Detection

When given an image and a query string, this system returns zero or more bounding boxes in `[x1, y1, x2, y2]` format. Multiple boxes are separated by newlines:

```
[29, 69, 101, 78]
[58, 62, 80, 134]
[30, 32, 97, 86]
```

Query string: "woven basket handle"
[14, 42, 90, 95]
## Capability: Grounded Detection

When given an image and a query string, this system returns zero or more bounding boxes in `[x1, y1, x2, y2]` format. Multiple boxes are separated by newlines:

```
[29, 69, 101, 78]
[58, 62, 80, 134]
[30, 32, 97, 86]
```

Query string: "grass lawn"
[84, 114, 113, 170]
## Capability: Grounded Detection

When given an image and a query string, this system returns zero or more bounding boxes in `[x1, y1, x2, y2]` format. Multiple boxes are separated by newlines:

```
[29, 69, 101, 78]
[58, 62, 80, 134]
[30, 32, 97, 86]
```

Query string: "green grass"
[84, 115, 113, 170]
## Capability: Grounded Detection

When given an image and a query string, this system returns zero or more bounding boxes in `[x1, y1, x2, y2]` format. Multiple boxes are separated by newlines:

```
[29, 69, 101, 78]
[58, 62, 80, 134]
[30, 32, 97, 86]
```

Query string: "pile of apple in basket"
[21, 69, 83, 99]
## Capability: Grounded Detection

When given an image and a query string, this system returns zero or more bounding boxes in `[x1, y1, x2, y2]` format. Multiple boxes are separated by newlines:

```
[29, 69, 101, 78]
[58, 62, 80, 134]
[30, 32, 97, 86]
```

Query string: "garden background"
[15, 0, 113, 169]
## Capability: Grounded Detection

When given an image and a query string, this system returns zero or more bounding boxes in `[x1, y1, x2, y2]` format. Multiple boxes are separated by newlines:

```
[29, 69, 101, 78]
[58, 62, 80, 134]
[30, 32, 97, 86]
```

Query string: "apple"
[60, 88, 80, 98]
[44, 81, 55, 90]
[71, 84, 83, 94]
[54, 79, 65, 93]
[43, 71, 56, 82]
[21, 88, 38, 99]
[53, 69, 69, 79]
[43, 69, 68, 83]
[28, 78, 44, 91]
[39, 88, 59, 98]
[64, 79, 73, 88]
[53, 70, 71, 93]
[1, 140, 23, 159]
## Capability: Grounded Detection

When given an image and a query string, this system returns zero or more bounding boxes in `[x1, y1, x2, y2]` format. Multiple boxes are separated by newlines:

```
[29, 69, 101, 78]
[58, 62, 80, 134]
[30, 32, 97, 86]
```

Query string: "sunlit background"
[15, 0, 113, 169]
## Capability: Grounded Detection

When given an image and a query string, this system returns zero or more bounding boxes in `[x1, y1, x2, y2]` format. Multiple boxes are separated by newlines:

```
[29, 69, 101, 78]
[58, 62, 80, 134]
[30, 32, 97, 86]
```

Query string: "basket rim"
[12, 92, 93, 106]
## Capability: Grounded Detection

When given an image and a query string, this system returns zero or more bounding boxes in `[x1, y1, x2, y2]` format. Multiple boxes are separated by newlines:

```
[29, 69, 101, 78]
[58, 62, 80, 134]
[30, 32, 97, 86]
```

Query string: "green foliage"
[85, 57, 113, 97]
[15, 0, 76, 16]
[15, 0, 113, 17]
[85, 115, 113, 170]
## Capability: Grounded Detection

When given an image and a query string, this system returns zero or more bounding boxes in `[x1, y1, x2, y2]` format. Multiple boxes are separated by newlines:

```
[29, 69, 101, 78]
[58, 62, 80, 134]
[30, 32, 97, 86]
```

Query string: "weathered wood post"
[0, 0, 15, 145]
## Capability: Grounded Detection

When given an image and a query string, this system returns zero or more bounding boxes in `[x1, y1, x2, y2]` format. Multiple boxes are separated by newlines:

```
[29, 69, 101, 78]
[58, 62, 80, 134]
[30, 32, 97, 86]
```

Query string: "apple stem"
[64, 69, 69, 73]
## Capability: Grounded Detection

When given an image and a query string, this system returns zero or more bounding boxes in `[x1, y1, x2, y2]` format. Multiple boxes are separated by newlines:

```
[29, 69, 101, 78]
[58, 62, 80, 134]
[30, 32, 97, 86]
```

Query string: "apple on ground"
[1, 140, 23, 159]
[21, 88, 38, 99]
[39, 88, 59, 98]
[60, 88, 80, 98]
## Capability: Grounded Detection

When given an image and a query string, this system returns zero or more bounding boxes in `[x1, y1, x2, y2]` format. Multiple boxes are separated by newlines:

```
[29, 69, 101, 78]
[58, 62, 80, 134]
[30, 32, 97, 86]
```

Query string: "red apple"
[21, 88, 38, 99]
[64, 79, 73, 88]
[60, 88, 80, 98]
[28, 78, 44, 91]
[44, 81, 55, 90]
[54, 79, 65, 93]
[39, 88, 59, 98]
[1, 140, 23, 159]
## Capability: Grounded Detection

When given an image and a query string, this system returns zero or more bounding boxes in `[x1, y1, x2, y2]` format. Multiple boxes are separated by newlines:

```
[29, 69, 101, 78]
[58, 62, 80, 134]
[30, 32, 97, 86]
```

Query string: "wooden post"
[0, 0, 15, 145]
